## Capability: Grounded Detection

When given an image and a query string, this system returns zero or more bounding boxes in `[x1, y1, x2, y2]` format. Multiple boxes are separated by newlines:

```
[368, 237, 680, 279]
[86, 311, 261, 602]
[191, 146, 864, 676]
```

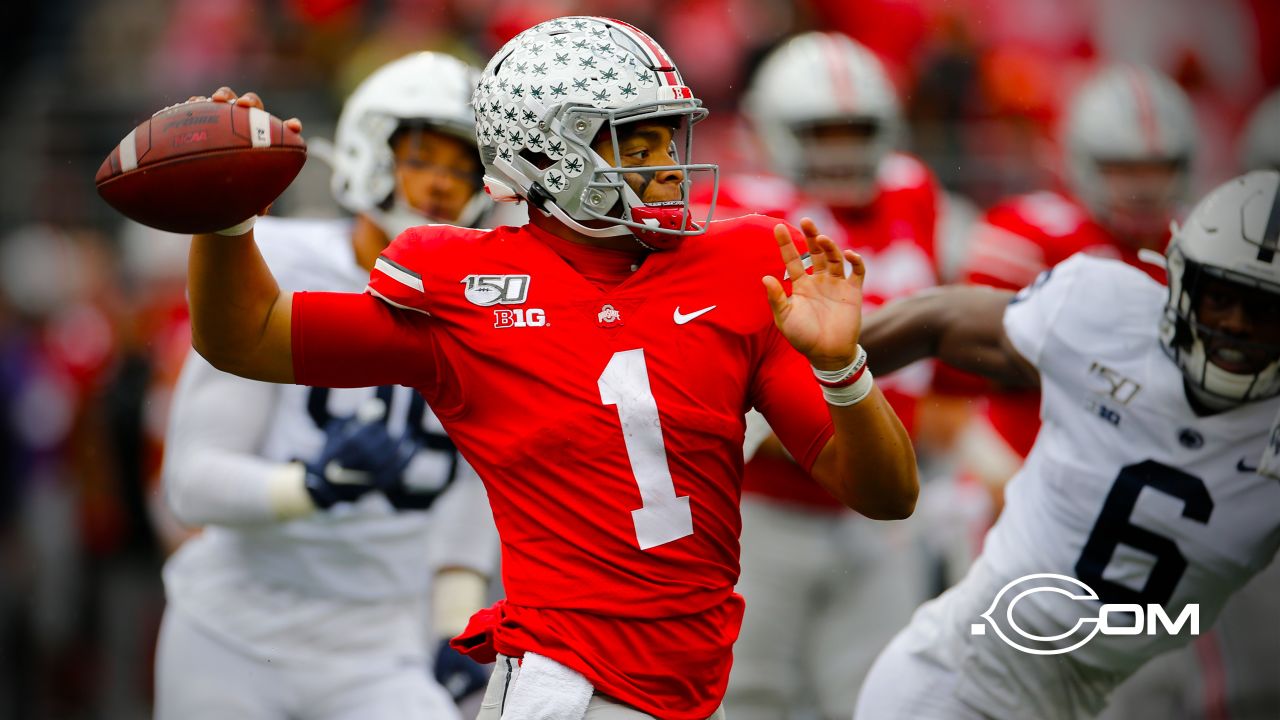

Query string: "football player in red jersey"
[176, 16, 917, 720]
[950, 64, 1197, 474]
[714, 32, 940, 720]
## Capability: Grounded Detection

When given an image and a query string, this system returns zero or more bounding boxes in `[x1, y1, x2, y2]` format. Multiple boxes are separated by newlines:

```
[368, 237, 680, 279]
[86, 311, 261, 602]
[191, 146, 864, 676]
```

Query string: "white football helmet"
[744, 32, 901, 207]
[331, 52, 488, 235]
[473, 16, 717, 250]
[1064, 65, 1196, 238]
[1240, 88, 1280, 172]
[1161, 170, 1280, 407]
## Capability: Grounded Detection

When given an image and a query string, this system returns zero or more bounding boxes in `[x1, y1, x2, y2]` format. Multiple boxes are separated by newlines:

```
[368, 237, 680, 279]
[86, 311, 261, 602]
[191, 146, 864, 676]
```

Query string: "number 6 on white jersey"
[598, 348, 694, 550]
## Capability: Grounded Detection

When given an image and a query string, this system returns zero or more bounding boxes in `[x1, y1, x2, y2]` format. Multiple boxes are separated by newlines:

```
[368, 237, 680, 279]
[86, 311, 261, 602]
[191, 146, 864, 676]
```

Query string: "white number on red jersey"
[598, 349, 694, 550]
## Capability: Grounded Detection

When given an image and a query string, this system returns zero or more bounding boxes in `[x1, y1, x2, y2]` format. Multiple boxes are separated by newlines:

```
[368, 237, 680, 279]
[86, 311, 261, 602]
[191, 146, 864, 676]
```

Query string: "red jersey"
[720, 155, 941, 510]
[957, 190, 1167, 457]
[290, 216, 835, 719]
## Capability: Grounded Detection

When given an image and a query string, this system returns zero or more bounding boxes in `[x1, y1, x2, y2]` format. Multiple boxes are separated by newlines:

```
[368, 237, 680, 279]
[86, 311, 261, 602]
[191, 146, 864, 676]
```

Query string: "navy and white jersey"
[162, 216, 498, 661]
[885, 254, 1279, 718]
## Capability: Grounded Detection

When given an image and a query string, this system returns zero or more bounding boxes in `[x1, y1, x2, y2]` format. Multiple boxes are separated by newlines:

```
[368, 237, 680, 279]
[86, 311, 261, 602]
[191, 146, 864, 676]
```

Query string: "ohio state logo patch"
[597, 303, 623, 328]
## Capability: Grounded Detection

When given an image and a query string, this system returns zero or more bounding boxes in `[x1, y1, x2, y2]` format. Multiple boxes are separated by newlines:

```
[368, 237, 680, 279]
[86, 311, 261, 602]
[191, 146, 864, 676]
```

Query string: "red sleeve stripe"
[374, 256, 424, 293]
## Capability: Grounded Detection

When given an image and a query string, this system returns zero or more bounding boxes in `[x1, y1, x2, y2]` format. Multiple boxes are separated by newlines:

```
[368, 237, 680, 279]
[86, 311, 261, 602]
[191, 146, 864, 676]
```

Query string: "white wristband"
[214, 216, 257, 236]
[812, 346, 874, 407]
[822, 368, 874, 406]
[267, 462, 316, 519]
[433, 568, 489, 638]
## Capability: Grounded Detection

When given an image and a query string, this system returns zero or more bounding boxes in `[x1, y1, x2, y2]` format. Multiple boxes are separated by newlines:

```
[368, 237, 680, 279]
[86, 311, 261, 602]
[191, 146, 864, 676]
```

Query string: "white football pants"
[475, 655, 726, 720]
[154, 607, 461, 720]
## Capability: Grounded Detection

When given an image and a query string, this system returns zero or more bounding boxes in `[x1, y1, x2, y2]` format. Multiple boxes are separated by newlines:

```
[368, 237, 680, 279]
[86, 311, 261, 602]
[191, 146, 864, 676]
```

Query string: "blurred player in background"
[153, 52, 503, 720]
[856, 169, 1280, 719]
[946, 64, 1198, 506]
[718, 32, 936, 719]
[1239, 87, 1280, 173]
[176, 15, 918, 719]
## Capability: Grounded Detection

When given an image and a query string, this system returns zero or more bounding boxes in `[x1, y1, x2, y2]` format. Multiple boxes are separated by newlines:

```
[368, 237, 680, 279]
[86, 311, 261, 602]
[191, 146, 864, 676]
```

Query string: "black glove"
[433, 638, 491, 702]
[302, 399, 416, 509]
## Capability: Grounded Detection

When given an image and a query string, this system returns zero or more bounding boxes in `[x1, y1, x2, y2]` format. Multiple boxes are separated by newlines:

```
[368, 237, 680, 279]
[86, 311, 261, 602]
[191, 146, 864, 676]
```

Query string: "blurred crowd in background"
[0, 1, 1276, 718]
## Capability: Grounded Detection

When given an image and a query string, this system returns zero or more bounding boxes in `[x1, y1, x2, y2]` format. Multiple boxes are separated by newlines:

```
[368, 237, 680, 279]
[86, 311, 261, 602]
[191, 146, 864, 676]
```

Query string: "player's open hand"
[762, 218, 865, 371]
[191, 87, 304, 135]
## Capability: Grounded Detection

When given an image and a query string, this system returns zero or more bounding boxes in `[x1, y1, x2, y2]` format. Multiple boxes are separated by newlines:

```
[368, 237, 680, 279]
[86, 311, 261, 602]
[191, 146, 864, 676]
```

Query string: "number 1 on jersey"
[599, 349, 694, 550]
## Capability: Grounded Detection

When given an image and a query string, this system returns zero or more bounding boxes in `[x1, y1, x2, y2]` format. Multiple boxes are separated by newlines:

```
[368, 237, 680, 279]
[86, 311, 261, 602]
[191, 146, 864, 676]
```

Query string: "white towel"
[501, 652, 594, 720]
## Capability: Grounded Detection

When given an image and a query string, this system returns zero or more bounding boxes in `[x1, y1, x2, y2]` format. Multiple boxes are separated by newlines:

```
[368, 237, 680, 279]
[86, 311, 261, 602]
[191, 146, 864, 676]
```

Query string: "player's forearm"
[812, 386, 918, 520]
[863, 286, 1033, 388]
[859, 289, 954, 374]
[188, 231, 295, 383]
[164, 451, 313, 526]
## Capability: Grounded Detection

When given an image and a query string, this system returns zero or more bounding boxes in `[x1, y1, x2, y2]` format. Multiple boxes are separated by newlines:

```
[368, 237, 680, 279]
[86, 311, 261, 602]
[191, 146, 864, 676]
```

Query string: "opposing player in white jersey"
[154, 53, 505, 720]
[1095, 90, 1280, 720]
[723, 33, 934, 720]
[855, 170, 1280, 719]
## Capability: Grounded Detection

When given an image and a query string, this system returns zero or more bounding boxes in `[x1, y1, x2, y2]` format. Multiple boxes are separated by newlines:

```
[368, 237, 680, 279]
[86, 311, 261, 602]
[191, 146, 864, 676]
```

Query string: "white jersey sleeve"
[160, 217, 357, 526]
[1004, 253, 1158, 380]
[162, 350, 287, 525]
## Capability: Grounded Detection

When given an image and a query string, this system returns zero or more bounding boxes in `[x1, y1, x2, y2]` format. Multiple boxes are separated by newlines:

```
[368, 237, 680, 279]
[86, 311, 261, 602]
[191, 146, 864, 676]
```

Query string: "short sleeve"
[366, 227, 437, 315]
[748, 327, 834, 473]
[1001, 264, 1079, 370]
[291, 291, 454, 411]
[1002, 251, 1152, 373]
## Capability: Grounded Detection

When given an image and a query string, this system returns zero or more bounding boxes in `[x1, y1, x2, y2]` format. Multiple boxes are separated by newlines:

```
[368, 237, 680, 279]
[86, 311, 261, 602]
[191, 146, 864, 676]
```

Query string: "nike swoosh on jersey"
[673, 305, 717, 325]
[1237, 458, 1260, 474]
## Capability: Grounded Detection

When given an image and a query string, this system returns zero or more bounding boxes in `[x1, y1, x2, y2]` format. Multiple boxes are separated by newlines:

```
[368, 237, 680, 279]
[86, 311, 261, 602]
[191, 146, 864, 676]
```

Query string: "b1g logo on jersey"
[462, 274, 531, 307]
[494, 308, 547, 328]
[970, 573, 1199, 655]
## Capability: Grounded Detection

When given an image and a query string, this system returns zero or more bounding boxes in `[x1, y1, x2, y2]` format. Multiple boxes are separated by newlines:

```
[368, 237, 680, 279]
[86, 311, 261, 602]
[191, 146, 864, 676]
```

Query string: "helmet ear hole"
[519, 149, 555, 170]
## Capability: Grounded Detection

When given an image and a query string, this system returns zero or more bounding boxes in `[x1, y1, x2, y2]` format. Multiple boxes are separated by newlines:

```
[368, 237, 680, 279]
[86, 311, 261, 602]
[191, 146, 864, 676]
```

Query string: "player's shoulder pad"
[1017, 253, 1162, 345]
[368, 223, 492, 315]
[707, 173, 803, 217]
[988, 191, 1089, 240]
[699, 214, 808, 279]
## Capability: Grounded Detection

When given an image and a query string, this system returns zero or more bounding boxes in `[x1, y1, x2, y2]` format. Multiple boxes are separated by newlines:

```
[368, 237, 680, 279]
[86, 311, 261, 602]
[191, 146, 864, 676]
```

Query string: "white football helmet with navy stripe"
[474, 16, 717, 250]
[1161, 170, 1280, 406]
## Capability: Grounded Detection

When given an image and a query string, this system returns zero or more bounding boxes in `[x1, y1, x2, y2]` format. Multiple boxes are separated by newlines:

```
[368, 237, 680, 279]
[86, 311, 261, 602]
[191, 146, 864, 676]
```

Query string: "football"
[95, 100, 306, 234]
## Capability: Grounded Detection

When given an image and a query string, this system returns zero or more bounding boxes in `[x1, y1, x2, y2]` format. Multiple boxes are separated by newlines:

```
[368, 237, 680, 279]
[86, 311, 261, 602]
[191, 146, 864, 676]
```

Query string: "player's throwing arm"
[180, 88, 302, 383]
